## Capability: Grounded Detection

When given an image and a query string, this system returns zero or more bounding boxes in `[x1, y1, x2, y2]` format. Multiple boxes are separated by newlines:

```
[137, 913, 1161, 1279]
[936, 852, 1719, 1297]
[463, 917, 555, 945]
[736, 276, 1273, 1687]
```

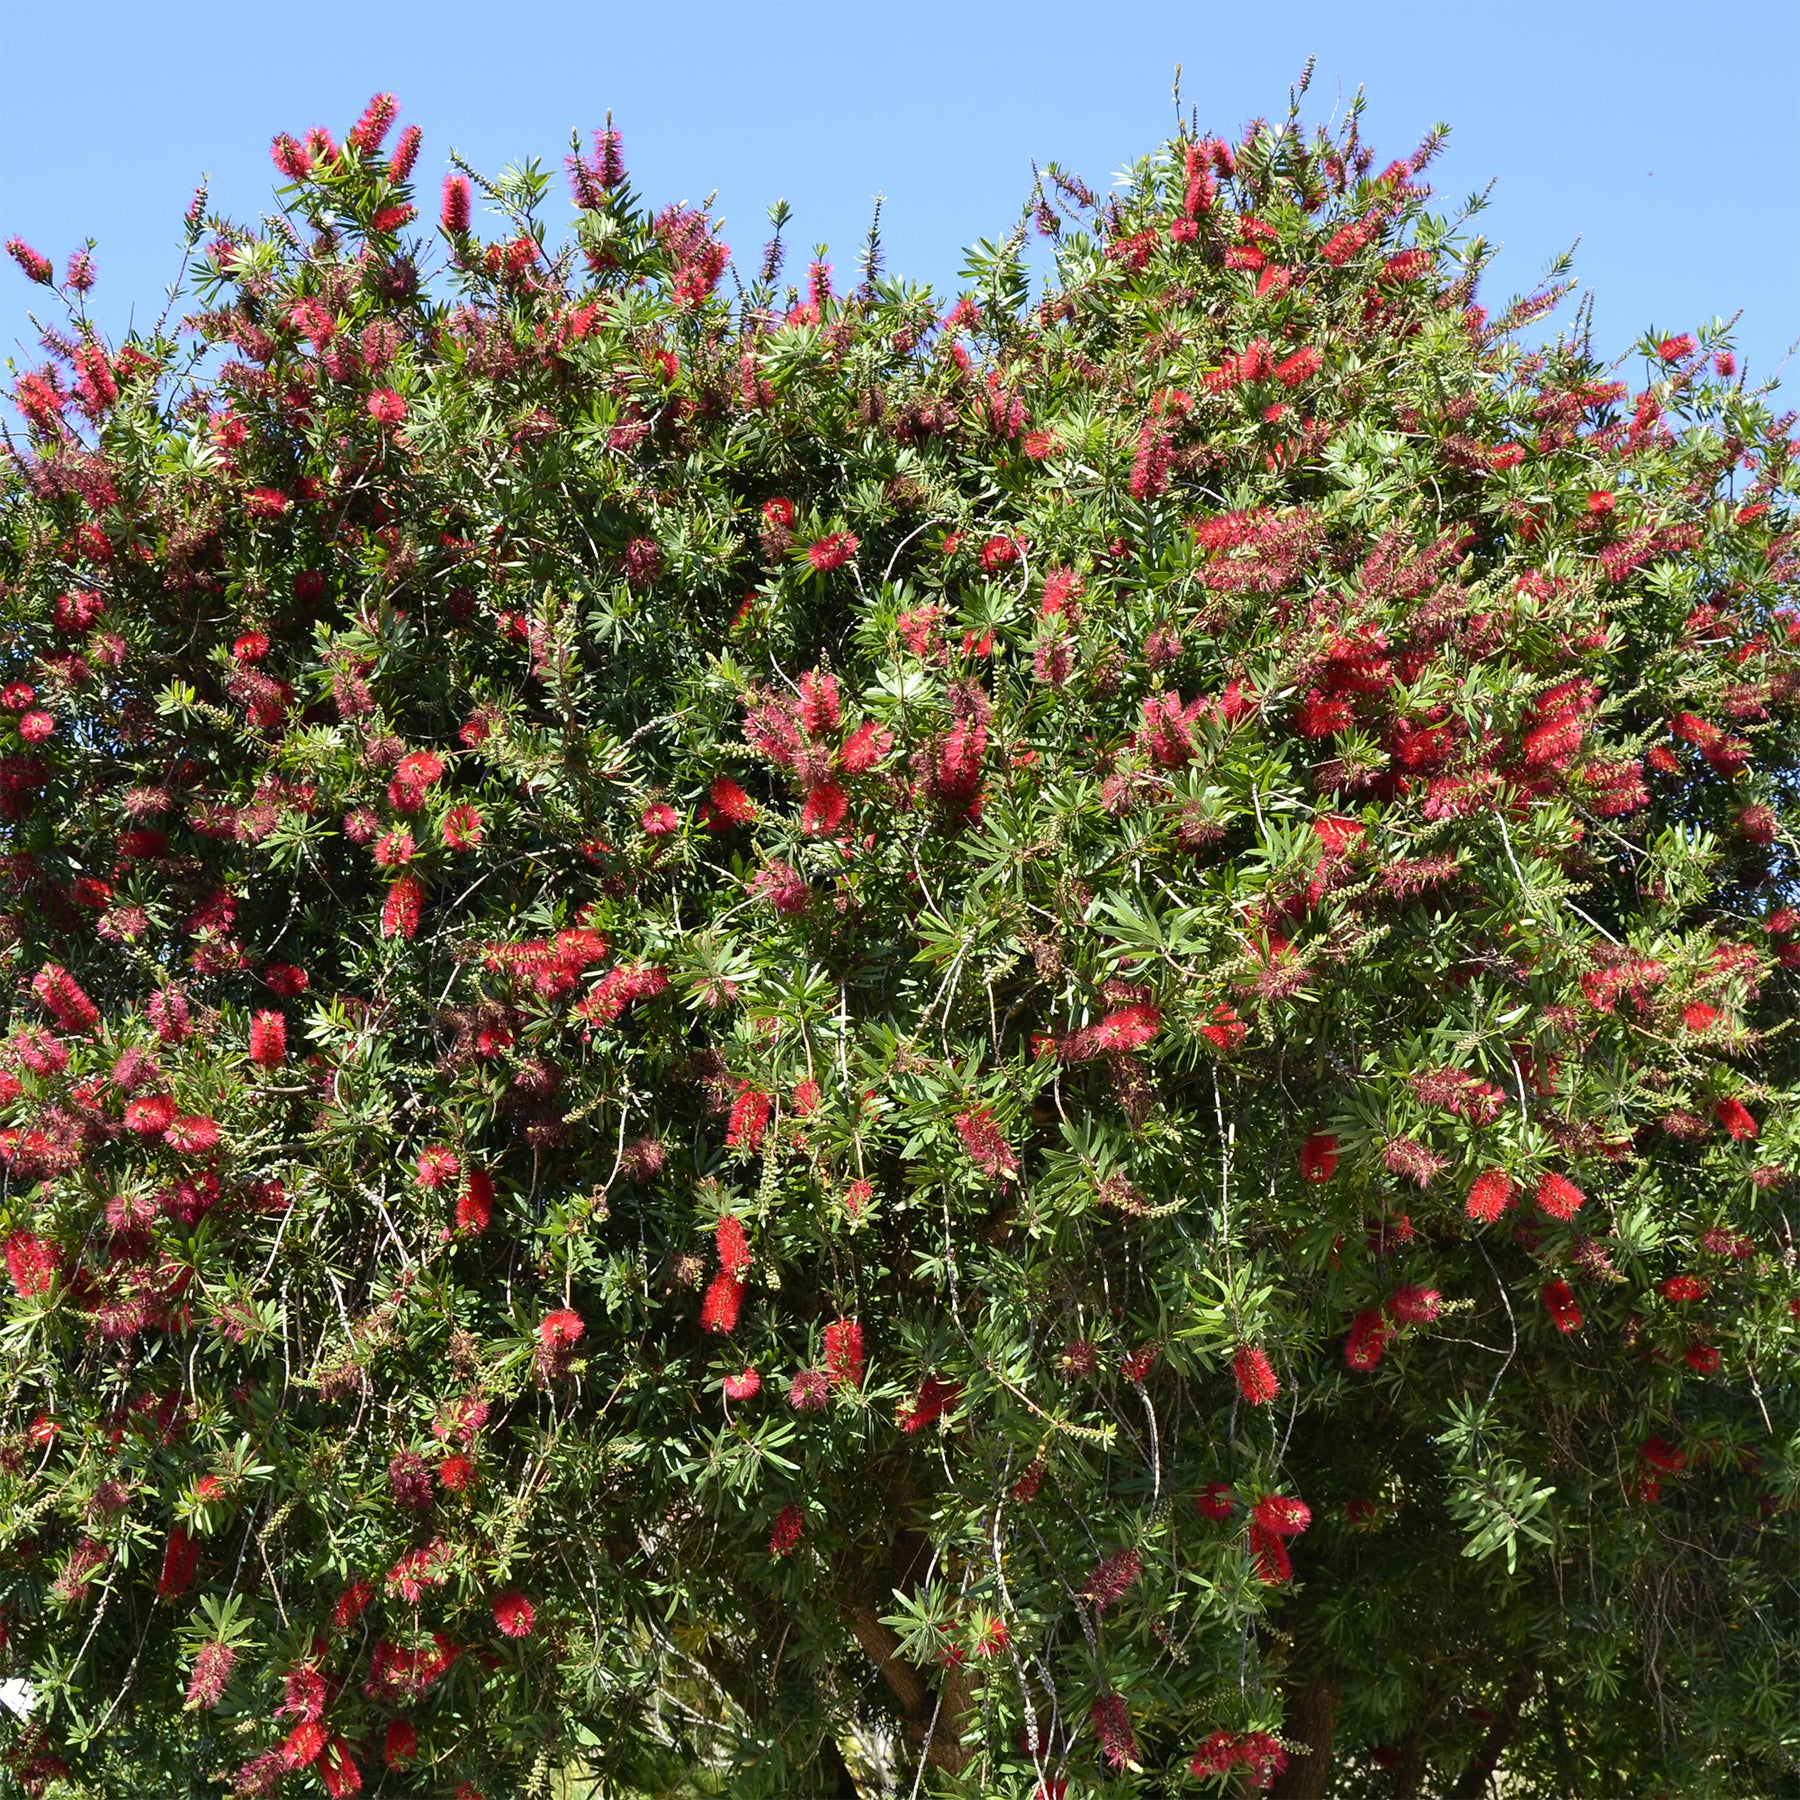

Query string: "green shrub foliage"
[2, 84, 1798, 1799]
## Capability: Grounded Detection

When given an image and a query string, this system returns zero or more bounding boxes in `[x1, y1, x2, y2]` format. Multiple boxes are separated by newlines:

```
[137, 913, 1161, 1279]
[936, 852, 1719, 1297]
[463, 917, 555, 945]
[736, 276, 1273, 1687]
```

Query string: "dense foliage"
[2, 78, 1798, 1800]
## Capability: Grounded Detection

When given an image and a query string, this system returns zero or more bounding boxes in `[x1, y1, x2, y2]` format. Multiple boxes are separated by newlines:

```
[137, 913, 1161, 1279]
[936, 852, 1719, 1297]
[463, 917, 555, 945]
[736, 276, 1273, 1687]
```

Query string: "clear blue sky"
[2, 0, 1797, 395]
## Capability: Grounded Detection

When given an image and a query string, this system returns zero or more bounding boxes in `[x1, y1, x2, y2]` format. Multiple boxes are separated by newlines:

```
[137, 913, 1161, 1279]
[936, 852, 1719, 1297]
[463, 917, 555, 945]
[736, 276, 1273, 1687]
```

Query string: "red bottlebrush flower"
[32, 963, 100, 1034]
[1248, 1520, 1292, 1582]
[1542, 1278, 1584, 1333]
[5, 1230, 59, 1299]
[381, 873, 424, 939]
[723, 1368, 761, 1401]
[539, 1308, 585, 1349]
[271, 134, 313, 180]
[899, 1374, 962, 1433]
[248, 1011, 287, 1068]
[246, 487, 291, 520]
[1701, 1226, 1755, 1258]
[388, 123, 423, 181]
[700, 1272, 745, 1334]
[383, 1721, 417, 1768]
[332, 1580, 375, 1631]
[165, 1115, 221, 1155]
[1641, 1434, 1687, 1472]
[1200, 1002, 1248, 1050]
[1655, 334, 1695, 361]
[1534, 1172, 1585, 1220]
[716, 1214, 753, 1277]
[769, 1502, 804, 1556]
[1660, 1274, 1711, 1303]
[388, 1449, 434, 1511]
[762, 496, 796, 529]
[791, 1077, 820, 1116]
[751, 861, 809, 914]
[6, 238, 54, 284]
[620, 536, 663, 585]
[318, 1739, 360, 1798]
[838, 719, 891, 774]
[823, 1317, 866, 1388]
[1274, 345, 1322, 387]
[492, 1591, 535, 1638]
[788, 1368, 830, 1412]
[805, 532, 858, 573]
[456, 1172, 493, 1234]
[801, 780, 848, 835]
[1382, 1136, 1447, 1188]
[1714, 1097, 1758, 1140]
[592, 124, 626, 189]
[1735, 803, 1776, 846]
[1320, 216, 1377, 264]
[387, 750, 444, 811]
[1294, 688, 1353, 737]
[955, 1105, 1018, 1179]
[1681, 1002, 1718, 1033]
[703, 776, 756, 830]
[1196, 1482, 1234, 1521]
[1011, 1458, 1045, 1502]
[1066, 1002, 1163, 1061]
[124, 1093, 177, 1138]
[1465, 1168, 1514, 1224]
[283, 1720, 328, 1769]
[442, 804, 483, 850]
[185, 1640, 237, 1711]
[1344, 1307, 1392, 1371]
[726, 1087, 773, 1152]
[156, 1528, 201, 1600]
[1387, 1285, 1441, 1326]
[843, 1178, 873, 1216]
[1090, 1694, 1140, 1771]
[1685, 1342, 1721, 1374]
[416, 1147, 461, 1190]
[438, 1452, 474, 1491]
[1191, 1731, 1242, 1778]
[1253, 1494, 1311, 1538]
[1300, 1131, 1338, 1182]
[1233, 1345, 1280, 1406]
[18, 709, 55, 743]
[440, 175, 471, 232]
[54, 589, 105, 633]
[347, 92, 399, 157]
[641, 801, 679, 839]
[1127, 420, 1172, 502]
[367, 388, 407, 427]
[1083, 1546, 1142, 1610]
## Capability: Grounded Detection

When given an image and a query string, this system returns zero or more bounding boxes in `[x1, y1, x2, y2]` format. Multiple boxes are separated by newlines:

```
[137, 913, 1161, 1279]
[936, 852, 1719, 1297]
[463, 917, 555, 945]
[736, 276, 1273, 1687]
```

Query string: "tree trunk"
[815, 1731, 864, 1799]
[1269, 1678, 1338, 1800]
[1447, 1663, 1535, 1798]
[842, 1600, 972, 1774]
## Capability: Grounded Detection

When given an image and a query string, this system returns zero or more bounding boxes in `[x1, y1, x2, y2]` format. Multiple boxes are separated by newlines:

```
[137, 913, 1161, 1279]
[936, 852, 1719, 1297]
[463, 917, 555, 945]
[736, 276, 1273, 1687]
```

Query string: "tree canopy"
[2, 78, 1798, 1800]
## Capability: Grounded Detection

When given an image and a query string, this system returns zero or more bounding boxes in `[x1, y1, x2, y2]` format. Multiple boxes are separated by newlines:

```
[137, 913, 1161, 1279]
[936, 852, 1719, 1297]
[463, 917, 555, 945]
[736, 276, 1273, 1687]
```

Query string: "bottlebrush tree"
[1, 76, 1798, 1800]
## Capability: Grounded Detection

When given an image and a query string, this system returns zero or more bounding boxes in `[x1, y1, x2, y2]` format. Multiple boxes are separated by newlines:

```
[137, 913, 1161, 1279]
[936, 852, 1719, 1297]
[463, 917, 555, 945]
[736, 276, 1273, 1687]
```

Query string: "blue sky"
[2, 0, 1797, 395]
